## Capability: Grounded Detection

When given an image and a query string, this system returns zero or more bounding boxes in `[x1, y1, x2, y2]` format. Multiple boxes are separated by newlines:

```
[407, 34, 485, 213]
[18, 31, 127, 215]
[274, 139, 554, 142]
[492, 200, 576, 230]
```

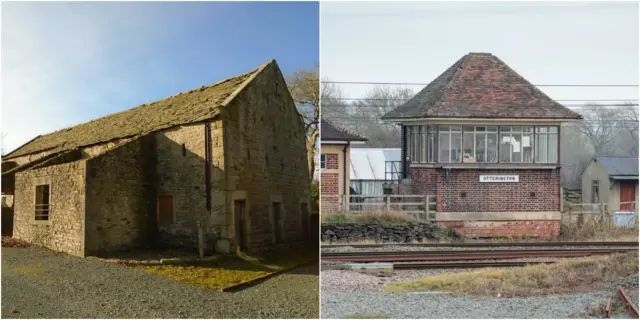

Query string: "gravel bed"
[321, 257, 587, 293]
[322, 245, 638, 253]
[321, 289, 612, 319]
[2, 246, 319, 319]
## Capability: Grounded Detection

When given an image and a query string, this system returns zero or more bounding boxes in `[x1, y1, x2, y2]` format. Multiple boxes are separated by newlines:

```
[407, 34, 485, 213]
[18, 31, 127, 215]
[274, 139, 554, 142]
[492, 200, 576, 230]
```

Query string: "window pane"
[523, 126, 533, 133]
[463, 132, 474, 162]
[475, 133, 486, 162]
[451, 125, 462, 132]
[487, 133, 498, 162]
[535, 133, 548, 162]
[405, 127, 411, 161]
[428, 132, 436, 163]
[420, 126, 427, 163]
[487, 126, 498, 132]
[463, 125, 474, 132]
[536, 126, 548, 133]
[451, 132, 462, 162]
[439, 125, 450, 132]
[500, 126, 511, 132]
[511, 126, 522, 133]
[475, 126, 486, 132]
[511, 133, 522, 162]
[439, 133, 450, 162]
[549, 126, 558, 133]
[499, 133, 511, 162]
[412, 129, 420, 162]
[522, 134, 533, 162]
[548, 133, 558, 163]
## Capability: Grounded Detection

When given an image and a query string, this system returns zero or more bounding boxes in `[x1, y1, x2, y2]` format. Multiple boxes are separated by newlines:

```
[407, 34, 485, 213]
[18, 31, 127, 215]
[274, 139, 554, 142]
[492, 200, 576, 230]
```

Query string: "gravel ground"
[1, 246, 319, 319]
[321, 265, 639, 318]
[321, 289, 612, 319]
[321, 245, 638, 253]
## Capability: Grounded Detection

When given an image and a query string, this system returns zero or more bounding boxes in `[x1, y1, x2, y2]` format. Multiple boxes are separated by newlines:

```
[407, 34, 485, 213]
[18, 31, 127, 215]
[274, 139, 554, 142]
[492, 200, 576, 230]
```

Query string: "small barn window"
[35, 185, 50, 221]
[320, 154, 326, 169]
[158, 195, 174, 225]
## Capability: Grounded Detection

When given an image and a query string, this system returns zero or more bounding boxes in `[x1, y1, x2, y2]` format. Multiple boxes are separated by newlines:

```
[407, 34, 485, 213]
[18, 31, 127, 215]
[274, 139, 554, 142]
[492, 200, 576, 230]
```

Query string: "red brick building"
[320, 120, 367, 212]
[381, 52, 582, 238]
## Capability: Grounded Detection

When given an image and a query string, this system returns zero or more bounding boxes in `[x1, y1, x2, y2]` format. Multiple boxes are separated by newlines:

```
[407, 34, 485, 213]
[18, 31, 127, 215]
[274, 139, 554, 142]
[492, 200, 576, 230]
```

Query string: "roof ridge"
[321, 119, 367, 141]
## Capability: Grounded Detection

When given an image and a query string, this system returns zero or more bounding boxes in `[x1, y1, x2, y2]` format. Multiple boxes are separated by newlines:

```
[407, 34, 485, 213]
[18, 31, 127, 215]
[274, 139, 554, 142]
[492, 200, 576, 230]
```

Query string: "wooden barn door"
[619, 181, 636, 211]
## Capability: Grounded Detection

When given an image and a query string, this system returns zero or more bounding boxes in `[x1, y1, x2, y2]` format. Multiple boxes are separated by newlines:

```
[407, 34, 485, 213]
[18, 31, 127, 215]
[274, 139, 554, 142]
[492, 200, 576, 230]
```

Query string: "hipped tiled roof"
[5, 61, 273, 159]
[382, 53, 583, 120]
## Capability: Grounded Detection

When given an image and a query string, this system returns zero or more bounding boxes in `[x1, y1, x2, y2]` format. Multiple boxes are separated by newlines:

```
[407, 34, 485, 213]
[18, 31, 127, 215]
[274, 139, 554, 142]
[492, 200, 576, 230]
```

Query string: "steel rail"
[323, 248, 638, 257]
[322, 241, 639, 249]
[393, 261, 556, 269]
[322, 248, 637, 262]
[618, 288, 639, 318]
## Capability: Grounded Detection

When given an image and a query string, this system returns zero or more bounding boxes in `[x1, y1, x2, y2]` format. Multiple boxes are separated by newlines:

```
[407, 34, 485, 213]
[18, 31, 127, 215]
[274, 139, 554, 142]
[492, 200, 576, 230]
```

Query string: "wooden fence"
[320, 194, 436, 221]
[563, 201, 637, 228]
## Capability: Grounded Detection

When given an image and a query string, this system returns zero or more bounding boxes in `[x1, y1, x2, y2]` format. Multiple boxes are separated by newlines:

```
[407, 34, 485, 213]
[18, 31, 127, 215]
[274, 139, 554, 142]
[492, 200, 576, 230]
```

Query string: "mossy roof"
[5, 61, 271, 159]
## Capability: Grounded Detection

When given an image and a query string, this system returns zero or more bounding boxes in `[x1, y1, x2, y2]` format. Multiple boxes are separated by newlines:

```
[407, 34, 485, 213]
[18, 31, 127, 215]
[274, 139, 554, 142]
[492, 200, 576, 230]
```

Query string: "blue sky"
[322, 2, 638, 101]
[2, 1, 319, 152]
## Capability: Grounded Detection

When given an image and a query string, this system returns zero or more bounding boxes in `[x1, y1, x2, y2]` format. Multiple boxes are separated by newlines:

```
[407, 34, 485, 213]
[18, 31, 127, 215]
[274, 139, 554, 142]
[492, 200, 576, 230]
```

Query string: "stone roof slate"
[381, 53, 583, 120]
[5, 61, 272, 159]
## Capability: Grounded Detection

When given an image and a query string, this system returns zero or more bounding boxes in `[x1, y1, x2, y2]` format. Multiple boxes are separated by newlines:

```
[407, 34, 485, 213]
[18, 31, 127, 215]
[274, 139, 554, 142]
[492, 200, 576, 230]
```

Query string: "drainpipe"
[200, 122, 212, 258]
[343, 142, 350, 211]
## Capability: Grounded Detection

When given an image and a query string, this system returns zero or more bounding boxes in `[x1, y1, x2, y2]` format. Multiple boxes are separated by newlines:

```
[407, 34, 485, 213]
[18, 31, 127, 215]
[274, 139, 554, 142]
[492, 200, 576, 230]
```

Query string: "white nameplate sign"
[479, 175, 519, 182]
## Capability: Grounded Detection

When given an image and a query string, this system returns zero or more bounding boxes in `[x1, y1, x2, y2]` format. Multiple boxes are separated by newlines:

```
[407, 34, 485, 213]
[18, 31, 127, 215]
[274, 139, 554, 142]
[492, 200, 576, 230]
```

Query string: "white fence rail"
[320, 194, 436, 221]
[563, 201, 637, 228]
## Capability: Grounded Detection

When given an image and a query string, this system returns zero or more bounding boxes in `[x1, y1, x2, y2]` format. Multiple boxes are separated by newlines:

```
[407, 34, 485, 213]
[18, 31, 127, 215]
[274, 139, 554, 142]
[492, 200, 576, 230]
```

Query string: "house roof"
[597, 156, 639, 178]
[4, 60, 273, 160]
[381, 52, 583, 121]
[320, 120, 367, 142]
[350, 148, 400, 180]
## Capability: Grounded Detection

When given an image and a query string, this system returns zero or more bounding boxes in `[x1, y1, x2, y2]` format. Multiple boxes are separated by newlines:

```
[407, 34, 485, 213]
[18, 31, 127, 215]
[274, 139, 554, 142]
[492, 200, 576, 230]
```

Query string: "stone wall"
[412, 168, 561, 212]
[221, 61, 310, 252]
[13, 161, 86, 256]
[84, 137, 155, 255]
[153, 121, 226, 253]
[321, 222, 460, 243]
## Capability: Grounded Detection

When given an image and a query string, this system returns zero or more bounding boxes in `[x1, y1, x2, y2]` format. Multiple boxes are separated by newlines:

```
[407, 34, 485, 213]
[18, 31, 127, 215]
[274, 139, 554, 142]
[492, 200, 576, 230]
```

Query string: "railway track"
[322, 248, 638, 262]
[322, 260, 558, 270]
[322, 241, 639, 249]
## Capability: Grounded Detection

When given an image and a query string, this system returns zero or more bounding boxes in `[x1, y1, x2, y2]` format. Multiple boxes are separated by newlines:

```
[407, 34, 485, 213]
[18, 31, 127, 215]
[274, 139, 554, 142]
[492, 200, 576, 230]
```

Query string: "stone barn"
[381, 52, 583, 238]
[1, 60, 312, 256]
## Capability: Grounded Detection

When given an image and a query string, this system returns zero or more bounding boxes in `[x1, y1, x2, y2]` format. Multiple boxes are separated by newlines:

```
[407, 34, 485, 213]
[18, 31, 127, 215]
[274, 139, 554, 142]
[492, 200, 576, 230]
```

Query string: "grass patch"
[558, 217, 639, 242]
[384, 253, 638, 297]
[321, 211, 418, 225]
[134, 248, 316, 290]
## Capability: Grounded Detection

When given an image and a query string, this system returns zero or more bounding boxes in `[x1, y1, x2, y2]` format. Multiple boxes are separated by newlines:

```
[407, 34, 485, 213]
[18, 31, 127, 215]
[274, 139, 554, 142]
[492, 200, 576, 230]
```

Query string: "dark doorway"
[272, 202, 283, 243]
[234, 200, 248, 251]
[300, 203, 309, 242]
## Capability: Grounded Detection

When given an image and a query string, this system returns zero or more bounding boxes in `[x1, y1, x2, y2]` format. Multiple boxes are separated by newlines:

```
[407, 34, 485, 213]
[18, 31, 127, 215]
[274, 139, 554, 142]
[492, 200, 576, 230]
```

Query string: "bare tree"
[1, 132, 6, 156]
[576, 104, 621, 156]
[287, 65, 319, 181]
[321, 84, 414, 148]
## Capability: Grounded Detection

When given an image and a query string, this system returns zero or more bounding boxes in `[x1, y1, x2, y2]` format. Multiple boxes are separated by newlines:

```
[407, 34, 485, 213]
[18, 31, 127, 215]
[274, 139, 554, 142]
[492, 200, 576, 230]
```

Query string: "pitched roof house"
[582, 156, 638, 212]
[2, 60, 312, 256]
[319, 120, 367, 212]
[381, 52, 582, 238]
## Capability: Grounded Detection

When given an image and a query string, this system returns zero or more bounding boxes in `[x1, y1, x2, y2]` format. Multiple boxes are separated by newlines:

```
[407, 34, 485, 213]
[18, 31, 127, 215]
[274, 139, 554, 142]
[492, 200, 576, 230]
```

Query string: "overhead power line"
[325, 98, 639, 102]
[322, 81, 639, 87]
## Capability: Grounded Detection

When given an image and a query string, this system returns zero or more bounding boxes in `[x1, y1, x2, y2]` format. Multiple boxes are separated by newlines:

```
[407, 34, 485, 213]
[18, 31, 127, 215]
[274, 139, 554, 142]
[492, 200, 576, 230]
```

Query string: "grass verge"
[134, 248, 316, 291]
[558, 218, 639, 242]
[321, 211, 418, 225]
[384, 253, 638, 297]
